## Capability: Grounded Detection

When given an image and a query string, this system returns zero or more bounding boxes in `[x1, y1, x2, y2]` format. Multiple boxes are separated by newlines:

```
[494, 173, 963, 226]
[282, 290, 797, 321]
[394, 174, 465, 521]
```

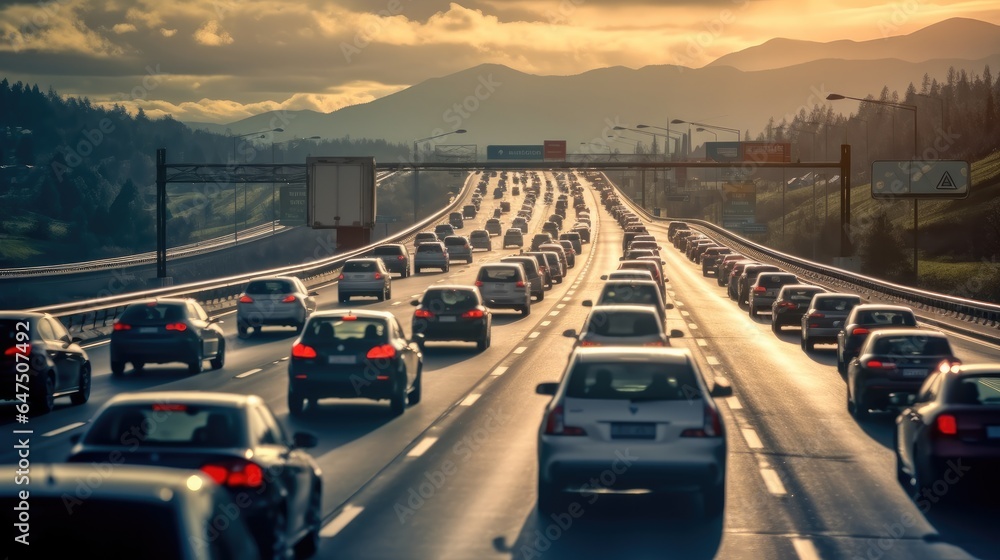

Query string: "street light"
[671, 119, 740, 142]
[231, 127, 283, 243]
[637, 123, 685, 159]
[271, 136, 321, 233]
[411, 129, 467, 222]
[695, 127, 717, 140]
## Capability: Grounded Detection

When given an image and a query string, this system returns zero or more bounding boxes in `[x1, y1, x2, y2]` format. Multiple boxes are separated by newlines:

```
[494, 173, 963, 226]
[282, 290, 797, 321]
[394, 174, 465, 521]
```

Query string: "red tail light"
[852, 327, 869, 336]
[292, 343, 317, 359]
[475, 280, 483, 287]
[200, 460, 264, 488]
[779, 301, 796, 308]
[281, 295, 297, 303]
[414, 309, 434, 318]
[338, 274, 345, 280]
[397, 255, 406, 260]
[4, 345, 29, 356]
[239, 295, 254, 303]
[462, 309, 485, 319]
[544, 405, 586, 435]
[366, 344, 396, 359]
[113, 322, 131, 331]
[516, 281, 526, 288]
[865, 360, 896, 369]
[374, 272, 382, 279]
[643, 341, 665, 347]
[165, 323, 188, 332]
[808, 313, 825, 319]
[753, 286, 766, 294]
[682, 402, 724, 437]
[580, 340, 601, 347]
[935, 414, 958, 436]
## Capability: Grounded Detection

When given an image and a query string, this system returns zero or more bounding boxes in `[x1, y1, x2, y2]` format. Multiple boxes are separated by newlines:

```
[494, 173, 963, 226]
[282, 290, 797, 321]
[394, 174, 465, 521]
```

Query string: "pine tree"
[858, 210, 910, 282]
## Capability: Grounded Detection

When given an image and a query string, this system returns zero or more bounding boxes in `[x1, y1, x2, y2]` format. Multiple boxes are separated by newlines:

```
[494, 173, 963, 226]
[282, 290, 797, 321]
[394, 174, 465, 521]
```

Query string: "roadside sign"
[279, 186, 306, 225]
[375, 215, 400, 223]
[706, 142, 741, 163]
[543, 140, 567, 160]
[871, 160, 970, 199]
[487, 145, 543, 160]
[741, 223, 768, 233]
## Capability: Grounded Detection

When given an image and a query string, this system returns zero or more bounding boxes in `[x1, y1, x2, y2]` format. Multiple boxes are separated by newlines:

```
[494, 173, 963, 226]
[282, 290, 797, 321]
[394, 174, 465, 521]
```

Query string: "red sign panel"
[544, 140, 567, 160]
[741, 142, 791, 163]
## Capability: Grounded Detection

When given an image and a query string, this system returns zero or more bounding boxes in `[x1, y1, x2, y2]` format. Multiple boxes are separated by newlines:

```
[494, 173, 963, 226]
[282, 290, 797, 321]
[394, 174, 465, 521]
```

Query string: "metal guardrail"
[28, 171, 475, 335]
[600, 173, 1000, 334]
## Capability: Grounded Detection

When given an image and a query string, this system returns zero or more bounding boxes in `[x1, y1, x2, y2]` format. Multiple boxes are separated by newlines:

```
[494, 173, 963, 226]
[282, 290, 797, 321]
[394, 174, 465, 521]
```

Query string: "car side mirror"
[292, 432, 318, 449]
[664, 303, 674, 310]
[562, 328, 577, 338]
[600, 275, 608, 280]
[410, 300, 420, 306]
[582, 300, 593, 307]
[669, 329, 684, 338]
[536, 382, 559, 396]
[711, 378, 733, 398]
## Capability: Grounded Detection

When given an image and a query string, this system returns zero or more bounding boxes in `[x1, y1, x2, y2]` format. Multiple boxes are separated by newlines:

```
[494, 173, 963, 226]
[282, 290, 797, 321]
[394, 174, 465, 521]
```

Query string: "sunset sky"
[1, 0, 998, 124]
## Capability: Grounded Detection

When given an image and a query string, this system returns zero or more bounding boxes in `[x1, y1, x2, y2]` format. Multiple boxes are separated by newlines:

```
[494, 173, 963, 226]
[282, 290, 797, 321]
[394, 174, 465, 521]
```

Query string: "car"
[502, 228, 524, 248]
[448, 211, 465, 229]
[601, 270, 656, 283]
[1, 311, 90, 414]
[771, 284, 827, 332]
[0, 464, 261, 559]
[539, 243, 569, 276]
[667, 221, 689, 241]
[531, 233, 554, 251]
[894, 364, 1000, 500]
[542, 221, 560, 239]
[493, 208, 502, 219]
[434, 223, 456, 238]
[288, 310, 423, 416]
[737, 264, 782, 305]
[443, 235, 474, 264]
[414, 241, 450, 273]
[801, 293, 863, 352]
[636, 255, 668, 284]
[511, 216, 528, 232]
[691, 242, 718, 263]
[523, 251, 555, 287]
[686, 237, 713, 261]
[462, 204, 477, 219]
[501, 255, 546, 301]
[67, 392, 323, 559]
[585, 279, 669, 324]
[572, 224, 591, 243]
[338, 258, 392, 302]
[414, 231, 438, 245]
[672, 229, 694, 249]
[411, 285, 492, 351]
[535, 347, 730, 516]
[716, 254, 744, 286]
[475, 263, 532, 315]
[837, 304, 919, 374]
[621, 248, 657, 262]
[701, 247, 733, 276]
[501, 201, 512, 213]
[485, 218, 502, 236]
[559, 232, 583, 254]
[469, 229, 493, 251]
[748, 272, 800, 317]
[628, 240, 660, 255]
[372, 243, 411, 277]
[237, 276, 318, 336]
[558, 240, 577, 267]
[846, 329, 959, 420]
[110, 298, 225, 376]
[493, 187, 503, 199]
[562, 305, 671, 347]
[617, 260, 666, 297]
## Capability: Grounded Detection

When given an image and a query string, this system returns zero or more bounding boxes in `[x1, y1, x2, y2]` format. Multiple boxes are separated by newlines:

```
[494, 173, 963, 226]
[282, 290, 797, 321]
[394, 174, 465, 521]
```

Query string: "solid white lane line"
[410, 294, 421, 298]
[513, 347, 528, 354]
[320, 505, 364, 538]
[236, 368, 262, 379]
[791, 538, 822, 560]
[461, 394, 481, 406]
[407, 437, 439, 457]
[529, 332, 540, 339]
[43, 422, 86, 437]
[491, 366, 508, 376]
[540, 321, 551, 327]
[760, 469, 788, 495]
[727, 397, 743, 410]
[280, 356, 289, 361]
[741, 428, 764, 449]
[696, 338, 707, 347]
[706, 356, 720, 366]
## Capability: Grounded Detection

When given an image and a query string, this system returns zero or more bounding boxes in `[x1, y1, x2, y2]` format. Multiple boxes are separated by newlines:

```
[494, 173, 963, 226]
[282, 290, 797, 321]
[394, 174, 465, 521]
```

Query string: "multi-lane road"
[2, 171, 997, 560]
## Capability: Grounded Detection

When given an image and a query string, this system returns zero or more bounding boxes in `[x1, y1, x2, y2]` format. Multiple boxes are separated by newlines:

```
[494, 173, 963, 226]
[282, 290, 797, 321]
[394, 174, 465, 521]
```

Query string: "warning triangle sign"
[937, 171, 957, 189]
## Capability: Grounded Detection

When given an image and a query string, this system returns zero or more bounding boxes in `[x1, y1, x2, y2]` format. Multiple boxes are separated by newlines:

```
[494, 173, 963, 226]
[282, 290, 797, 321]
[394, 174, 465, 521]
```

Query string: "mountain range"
[187, 17, 1000, 151]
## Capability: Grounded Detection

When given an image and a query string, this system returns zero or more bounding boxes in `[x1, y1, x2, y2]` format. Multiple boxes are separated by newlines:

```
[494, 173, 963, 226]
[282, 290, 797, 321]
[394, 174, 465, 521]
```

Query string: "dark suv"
[748, 272, 800, 317]
[372, 244, 411, 277]
[1, 312, 90, 414]
[411, 285, 492, 351]
[110, 299, 225, 376]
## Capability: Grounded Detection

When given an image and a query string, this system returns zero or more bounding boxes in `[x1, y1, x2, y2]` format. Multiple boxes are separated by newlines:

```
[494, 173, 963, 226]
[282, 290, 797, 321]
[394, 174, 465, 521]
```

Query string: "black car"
[372, 243, 411, 277]
[449, 211, 464, 229]
[771, 285, 826, 332]
[837, 304, 918, 374]
[67, 392, 322, 559]
[1, 312, 90, 414]
[846, 329, 959, 420]
[411, 285, 492, 351]
[288, 310, 423, 416]
[110, 298, 225, 376]
[701, 247, 732, 276]
[530, 233, 554, 252]
[737, 264, 782, 305]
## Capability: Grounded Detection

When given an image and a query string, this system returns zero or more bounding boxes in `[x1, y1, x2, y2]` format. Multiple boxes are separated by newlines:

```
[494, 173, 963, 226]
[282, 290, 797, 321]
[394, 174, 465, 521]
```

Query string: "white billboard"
[306, 157, 376, 228]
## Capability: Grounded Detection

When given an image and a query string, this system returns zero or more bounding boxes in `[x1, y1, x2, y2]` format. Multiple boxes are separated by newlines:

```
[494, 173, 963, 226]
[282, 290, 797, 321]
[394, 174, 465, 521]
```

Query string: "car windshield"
[120, 303, 185, 323]
[84, 403, 246, 447]
[585, 310, 662, 337]
[948, 376, 1000, 405]
[566, 362, 698, 400]
[246, 280, 294, 294]
[303, 317, 388, 344]
[343, 260, 378, 272]
[600, 285, 659, 305]
[422, 289, 478, 311]
[872, 335, 952, 356]
[814, 297, 860, 311]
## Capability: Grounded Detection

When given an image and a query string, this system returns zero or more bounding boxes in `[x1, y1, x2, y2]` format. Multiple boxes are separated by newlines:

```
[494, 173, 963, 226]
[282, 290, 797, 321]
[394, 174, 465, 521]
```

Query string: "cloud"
[160, 28, 177, 37]
[193, 20, 233, 46]
[112, 23, 136, 34]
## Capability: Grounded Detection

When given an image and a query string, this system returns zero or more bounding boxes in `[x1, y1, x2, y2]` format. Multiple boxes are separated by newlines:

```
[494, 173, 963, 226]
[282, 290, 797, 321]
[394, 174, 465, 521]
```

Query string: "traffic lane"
[656, 223, 984, 559]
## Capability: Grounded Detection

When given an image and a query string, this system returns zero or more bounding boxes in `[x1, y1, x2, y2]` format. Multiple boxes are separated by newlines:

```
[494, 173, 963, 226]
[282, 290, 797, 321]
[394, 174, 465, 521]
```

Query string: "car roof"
[105, 391, 259, 407]
[572, 346, 693, 365]
[588, 304, 662, 316]
[311, 309, 398, 320]
[601, 279, 659, 288]
[416, 241, 445, 247]
[867, 328, 945, 339]
[423, 284, 480, 292]
[851, 304, 913, 312]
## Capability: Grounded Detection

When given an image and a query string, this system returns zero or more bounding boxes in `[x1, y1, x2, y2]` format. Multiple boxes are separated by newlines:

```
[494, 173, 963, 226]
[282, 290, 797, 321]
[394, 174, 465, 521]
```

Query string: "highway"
[2, 171, 997, 560]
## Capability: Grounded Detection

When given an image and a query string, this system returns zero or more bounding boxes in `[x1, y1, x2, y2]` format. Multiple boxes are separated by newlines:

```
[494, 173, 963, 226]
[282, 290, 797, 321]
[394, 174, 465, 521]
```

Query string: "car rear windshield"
[342, 260, 378, 272]
[120, 303, 186, 323]
[872, 335, 952, 356]
[471, 231, 488, 239]
[566, 362, 698, 400]
[373, 246, 403, 256]
[814, 296, 861, 312]
[585, 310, 661, 337]
[444, 238, 466, 246]
[478, 267, 521, 282]
[600, 285, 659, 306]
[417, 244, 443, 253]
[83, 403, 246, 447]
[948, 376, 1000, 405]
[421, 289, 479, 311]
[783, 288, 822, 302]
[758, 275, 797, 287]
[502, 258, 537, 276]
[303, 317, 388, 344]
[246, 280, 294, 294]
[854, 310, 917, 326]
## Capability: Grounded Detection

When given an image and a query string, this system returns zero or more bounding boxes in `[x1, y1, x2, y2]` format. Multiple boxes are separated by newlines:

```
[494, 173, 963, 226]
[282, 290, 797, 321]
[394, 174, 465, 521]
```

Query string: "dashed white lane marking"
[236, 368, 262, 379]
[550, 311, 560, 316]
[43, 422, 85, 437]
[688, 323, 698, 330]
[411, 294, 421, 298]
[407, 437, 439, 457]
[557, 304, 566, 309]
[320, 505, 364, 538]
[392, 301, 402, 306]
[562, 297, 572, 301]
[540, 321, 551, 327]
[680, 310, 690, 317]
[529, 332, 540, 339]
[760, 468, 788, 495]
[436, 279, 445, 283]
[706, 356, 720, 366]
[727, 397, 743, 410]
[513, 347, 528, 354]
[567, 290, 576, 295]
[461, 394, 481, 406]
[675, 301, 685, 306]
[741, 428, 764, 449]
[280, 356, 289, 361]
[696, 338, 707, 347]
[791, 538, 821, 560]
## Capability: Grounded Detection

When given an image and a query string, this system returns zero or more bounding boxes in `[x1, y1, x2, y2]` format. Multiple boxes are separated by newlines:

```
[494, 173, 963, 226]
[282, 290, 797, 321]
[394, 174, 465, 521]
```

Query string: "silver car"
[562, 305, 669, 347]
[444, 235, 474, 264]
[475, 263, 531, 315]
[469, 229, 492, 251]
[237, 276, 317, 336]
[502, 228, 524, 248]
[585, 279, 669, 324]
[414, 242, 450, 273]
[535, 347, 730, 516]
[338, 258, 392, 302]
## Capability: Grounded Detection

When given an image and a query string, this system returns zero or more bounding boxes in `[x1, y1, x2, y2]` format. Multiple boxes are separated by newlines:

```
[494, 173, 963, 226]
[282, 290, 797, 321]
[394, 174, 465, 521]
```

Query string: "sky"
[1, 0, 999, 124]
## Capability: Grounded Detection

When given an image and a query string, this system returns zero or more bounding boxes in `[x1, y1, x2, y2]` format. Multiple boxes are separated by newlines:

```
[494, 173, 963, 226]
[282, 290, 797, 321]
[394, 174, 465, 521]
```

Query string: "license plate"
[439, 316, 457, 322]
[902, 368, 927, 377]
[492, 283, 509, 291]
[138, 327, 158, 334]
[328, 356, 357, 365]
[987, 426, 1000, 439]
[610, 423, 656, 439]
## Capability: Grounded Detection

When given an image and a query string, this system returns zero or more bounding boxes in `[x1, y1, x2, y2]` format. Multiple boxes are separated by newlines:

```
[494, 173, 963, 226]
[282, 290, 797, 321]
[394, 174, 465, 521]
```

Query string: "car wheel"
[837, 354, 845, 375]
[850, 388, 869, 420]
[390, 373, 407, 416]
[238, 321, 250, 338]
[804, 337, 815, 352]
[522, 304, 531, 316]
[70, 365, 91, 405]
[387, 287, 392, 300]
[749, 305, 757, 318]
[295, 322, 304, 334]
[703, 483, 726, 518]
[111, 361, 126, 376]
[408, 365, 422, 406]
[32, 372, 55, 415]
[188, 349, 203, 374]
[268, 508, 289, 560]
[467, 257, 473, 264]
[895, 435, 913, 490]
[210, 339, 226, 370]
[537, 290, 545, 301]
[477, 333, 488, 352]
[288, 391, 306, 417]
[295, 483, 322, 559]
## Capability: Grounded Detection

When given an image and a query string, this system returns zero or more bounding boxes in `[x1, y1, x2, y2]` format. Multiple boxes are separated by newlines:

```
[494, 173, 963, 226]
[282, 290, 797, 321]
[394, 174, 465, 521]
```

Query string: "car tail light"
[4, 345, 29, 356]
[779, 301, 796, 308]
[682, 401, 724, 437]
[201, 460, 264, 488]
[281, 295, 297, 303]
[753, 286, 766, 294]
[935, 414, 958, 436]
[643, 341, 664, 347]
[462, 309, 485, 319]
[938, 359, 962, 373]
[366, 344, 396, 359]
[113, 322, 131, 331]
[475, 280, 483, 287]
[580, 340, 601, 347]
[808, 313, 825, 319]
[338, 274, 345, 280]
[851, 327, 869, 336]
[374, 272, 382, 279]
[165, 323, 188, 332]
[397, 255, 406, 260]
[414, 309, 434, 318]
[865, 360, 896, 369]
[544, 405, 586, 435]
[341, 315, 358, 321]
[239, 295, 254, 303]
[516, 281, 526, 288]
[292, 343, 317, 359]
